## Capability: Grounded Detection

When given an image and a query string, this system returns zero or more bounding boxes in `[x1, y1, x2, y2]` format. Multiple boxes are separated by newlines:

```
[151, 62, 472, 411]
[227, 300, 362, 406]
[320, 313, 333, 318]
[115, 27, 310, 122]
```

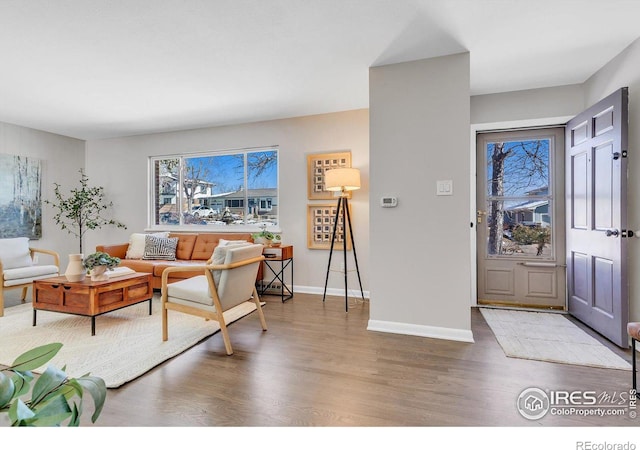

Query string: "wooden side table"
[260, 245, 293, 302]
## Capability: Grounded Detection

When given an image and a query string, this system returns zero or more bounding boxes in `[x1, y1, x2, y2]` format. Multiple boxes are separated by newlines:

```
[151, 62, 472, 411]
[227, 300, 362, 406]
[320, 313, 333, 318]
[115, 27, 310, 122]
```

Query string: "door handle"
[605, 229, 619, 237]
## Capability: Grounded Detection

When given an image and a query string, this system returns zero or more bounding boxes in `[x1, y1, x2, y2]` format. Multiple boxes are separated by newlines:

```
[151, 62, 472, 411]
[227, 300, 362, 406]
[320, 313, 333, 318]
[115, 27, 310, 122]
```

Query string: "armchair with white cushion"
[161, 243, 266, 355]
[0, 237, 60, 317]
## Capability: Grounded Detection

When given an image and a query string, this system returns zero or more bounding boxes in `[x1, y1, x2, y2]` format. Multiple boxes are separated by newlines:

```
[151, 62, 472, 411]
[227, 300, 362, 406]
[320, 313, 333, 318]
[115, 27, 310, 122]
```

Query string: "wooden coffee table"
[33, 272, 153, 335]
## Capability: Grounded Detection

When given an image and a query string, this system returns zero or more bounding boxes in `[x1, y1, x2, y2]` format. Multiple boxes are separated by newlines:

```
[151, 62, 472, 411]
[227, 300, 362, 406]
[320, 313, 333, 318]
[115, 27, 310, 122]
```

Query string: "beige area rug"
[0, 295, 260, 388]
[479, 308, 631, 370]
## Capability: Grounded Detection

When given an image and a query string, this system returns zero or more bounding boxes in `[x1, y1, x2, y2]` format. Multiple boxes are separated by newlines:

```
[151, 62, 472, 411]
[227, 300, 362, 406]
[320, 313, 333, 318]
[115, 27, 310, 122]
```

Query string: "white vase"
[65, 254, 86, 282]
[90, 265, 109, 281]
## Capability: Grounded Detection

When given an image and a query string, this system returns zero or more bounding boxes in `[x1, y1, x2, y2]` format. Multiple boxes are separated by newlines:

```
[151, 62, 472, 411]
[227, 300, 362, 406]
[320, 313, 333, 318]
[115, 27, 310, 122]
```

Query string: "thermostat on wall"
[380, 196, 397, 208]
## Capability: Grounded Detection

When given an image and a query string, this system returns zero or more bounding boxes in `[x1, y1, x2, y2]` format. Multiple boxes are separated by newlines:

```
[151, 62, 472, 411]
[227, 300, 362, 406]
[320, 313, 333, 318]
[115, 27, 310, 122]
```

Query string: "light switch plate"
[436, 180, 453, 196]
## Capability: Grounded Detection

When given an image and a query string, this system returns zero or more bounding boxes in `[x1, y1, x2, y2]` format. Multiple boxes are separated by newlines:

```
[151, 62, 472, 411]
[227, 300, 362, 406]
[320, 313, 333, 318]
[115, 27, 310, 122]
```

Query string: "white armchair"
[161, 243, 266, 355]
[0, 237, 60, 317]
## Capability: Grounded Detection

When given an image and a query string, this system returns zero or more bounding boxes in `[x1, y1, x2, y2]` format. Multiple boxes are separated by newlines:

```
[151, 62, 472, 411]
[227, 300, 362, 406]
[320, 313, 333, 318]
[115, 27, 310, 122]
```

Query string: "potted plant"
[44, 169, 127, 254]
[271, 234, 282, 247]
[0, 342, 106, 427]
[83, 251, 121, 281]
[252, 224, 275, 245]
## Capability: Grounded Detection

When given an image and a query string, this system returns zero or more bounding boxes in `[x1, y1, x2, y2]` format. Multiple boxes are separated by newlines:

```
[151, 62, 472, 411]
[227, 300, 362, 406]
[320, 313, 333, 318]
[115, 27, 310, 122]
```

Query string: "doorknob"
[477, 210, 487, 223]
[606, 229, 619, 237]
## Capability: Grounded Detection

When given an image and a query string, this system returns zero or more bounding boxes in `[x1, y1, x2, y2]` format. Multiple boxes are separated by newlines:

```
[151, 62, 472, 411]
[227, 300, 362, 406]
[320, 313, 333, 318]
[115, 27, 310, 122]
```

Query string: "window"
[151, 147, 278, 228]
[484, 137, 553, 257]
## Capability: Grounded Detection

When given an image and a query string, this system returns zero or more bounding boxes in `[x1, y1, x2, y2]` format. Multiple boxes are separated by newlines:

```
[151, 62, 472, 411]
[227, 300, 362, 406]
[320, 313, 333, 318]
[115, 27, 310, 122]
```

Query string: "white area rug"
[479, 308, 631, 370]
[0, 296, 259, 388]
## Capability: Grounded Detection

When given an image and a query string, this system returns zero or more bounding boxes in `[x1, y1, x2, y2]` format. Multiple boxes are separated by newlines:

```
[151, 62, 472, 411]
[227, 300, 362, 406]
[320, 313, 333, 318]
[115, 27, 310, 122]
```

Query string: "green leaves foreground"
[0, 343, 106, 426]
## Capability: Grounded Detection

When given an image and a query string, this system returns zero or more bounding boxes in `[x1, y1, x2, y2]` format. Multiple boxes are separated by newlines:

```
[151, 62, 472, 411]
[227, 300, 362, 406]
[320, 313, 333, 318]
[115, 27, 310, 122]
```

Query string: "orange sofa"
[96, 232, 256, 289]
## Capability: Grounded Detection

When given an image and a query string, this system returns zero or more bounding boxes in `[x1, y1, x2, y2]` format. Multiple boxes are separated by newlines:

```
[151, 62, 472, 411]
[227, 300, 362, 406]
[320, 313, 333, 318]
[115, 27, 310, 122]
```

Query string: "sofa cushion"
[142, 235, 179, 260]
[191, 234, 220, 260]
[4, 270, 61, 287]
[126, 232, 169, 259]
[166, 275, 213, 307]
[218, 238, 248, 247]
[191, 233, 254, 260]
[152, 261, 206, 278]
[3, 264, 58, 282]
[0, 237, 33, 269]
[169, 233, 198, 260]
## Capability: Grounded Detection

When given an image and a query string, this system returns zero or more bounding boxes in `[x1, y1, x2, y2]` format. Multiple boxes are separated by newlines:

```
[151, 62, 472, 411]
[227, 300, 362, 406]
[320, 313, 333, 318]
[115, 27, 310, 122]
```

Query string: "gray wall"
[0, 121, 85, 269]
[84, 109, 370, 297]
[471, 84, 585, 126]
[368, 53, 473, 341]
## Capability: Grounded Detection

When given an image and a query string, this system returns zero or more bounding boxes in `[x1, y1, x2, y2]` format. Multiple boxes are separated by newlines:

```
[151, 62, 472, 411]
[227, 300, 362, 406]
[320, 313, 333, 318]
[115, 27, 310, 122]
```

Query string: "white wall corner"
[366, 319, 475, 343]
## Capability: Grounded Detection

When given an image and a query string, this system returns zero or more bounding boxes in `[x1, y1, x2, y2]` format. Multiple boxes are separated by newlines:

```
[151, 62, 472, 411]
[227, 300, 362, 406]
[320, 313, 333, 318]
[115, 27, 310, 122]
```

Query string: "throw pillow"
[142, 235, 179, 260]
[126, 232, 169, 259]
[218, 238, 248, 247]
[0, 237, 33, 269]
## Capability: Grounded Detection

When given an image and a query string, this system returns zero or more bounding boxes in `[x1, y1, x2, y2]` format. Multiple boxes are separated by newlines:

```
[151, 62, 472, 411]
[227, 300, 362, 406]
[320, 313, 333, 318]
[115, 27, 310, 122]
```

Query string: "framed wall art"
[306, 151, 351, 200]
[307, 203, 352, 250]
[0, 154, 42, 239]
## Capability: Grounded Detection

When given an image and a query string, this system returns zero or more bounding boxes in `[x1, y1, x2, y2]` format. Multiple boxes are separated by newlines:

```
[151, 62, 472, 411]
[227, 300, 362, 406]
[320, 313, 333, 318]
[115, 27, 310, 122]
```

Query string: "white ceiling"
[1, 0, 639, 140]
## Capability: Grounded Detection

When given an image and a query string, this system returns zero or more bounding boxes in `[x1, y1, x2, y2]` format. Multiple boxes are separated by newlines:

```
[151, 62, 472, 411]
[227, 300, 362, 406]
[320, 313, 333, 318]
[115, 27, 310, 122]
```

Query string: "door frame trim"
[469, 116, 573, 307]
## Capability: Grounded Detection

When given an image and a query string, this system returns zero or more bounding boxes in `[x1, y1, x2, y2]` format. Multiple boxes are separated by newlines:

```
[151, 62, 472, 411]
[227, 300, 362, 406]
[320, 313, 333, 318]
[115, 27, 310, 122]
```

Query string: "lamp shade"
[324, 168, 361, 192]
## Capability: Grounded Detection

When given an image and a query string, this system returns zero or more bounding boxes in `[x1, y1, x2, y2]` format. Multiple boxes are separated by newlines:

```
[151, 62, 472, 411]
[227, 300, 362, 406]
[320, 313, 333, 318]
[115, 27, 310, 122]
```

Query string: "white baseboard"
[293, 284, 370, 299]
[367, 319, 475, 343]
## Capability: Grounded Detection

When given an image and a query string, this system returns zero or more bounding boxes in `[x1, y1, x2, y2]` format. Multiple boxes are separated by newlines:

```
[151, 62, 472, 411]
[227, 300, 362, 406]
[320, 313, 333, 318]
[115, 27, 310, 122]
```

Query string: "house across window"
[150, 147, 278, 228]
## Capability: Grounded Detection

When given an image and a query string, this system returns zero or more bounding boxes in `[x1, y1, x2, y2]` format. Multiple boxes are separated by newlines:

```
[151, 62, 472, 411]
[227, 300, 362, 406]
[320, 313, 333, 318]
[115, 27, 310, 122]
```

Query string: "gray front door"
[566, 87, 629, 348]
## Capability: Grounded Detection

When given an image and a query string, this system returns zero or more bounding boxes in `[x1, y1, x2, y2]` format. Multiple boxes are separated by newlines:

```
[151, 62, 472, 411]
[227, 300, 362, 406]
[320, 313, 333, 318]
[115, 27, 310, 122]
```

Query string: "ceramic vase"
[65, 254, 86, 282]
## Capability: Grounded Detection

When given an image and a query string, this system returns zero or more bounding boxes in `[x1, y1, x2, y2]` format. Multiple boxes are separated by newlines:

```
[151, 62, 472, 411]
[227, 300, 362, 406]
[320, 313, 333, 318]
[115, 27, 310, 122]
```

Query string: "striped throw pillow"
[142, 235, 178, 260]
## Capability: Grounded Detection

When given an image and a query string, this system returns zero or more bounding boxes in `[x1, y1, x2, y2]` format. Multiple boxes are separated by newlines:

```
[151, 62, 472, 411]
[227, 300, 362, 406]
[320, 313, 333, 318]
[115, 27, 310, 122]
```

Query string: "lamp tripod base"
[321, 196, 365, 312]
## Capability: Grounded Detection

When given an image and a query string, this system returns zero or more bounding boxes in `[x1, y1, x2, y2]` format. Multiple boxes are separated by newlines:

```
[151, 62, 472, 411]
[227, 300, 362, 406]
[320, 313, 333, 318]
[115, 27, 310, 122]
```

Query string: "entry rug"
[479, 308, 632, 370]
[0, 296, 261, 388]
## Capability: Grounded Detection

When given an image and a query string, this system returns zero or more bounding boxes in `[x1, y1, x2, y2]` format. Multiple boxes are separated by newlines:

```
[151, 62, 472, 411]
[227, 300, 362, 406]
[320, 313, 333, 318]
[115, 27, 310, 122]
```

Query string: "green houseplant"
[0, 342, 106, 426]
[251, 224, 275, 245]
[83, 252, 121, 271]
[44, 169, 127, 254]
[83, 252, 121, 281]
[270, 234, 282, 247]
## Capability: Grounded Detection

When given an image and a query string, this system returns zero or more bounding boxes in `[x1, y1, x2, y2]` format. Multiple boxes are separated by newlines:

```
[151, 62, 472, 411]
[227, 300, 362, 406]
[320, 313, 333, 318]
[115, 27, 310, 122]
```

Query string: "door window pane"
[486, 199, 552, 257]
[485, 139, 552, 258]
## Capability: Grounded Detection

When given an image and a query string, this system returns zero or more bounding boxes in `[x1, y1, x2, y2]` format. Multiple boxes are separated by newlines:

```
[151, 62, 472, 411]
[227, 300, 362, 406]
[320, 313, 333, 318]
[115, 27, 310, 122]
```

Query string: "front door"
[566, 87, 629, 348]
[477, 127, 566, 309]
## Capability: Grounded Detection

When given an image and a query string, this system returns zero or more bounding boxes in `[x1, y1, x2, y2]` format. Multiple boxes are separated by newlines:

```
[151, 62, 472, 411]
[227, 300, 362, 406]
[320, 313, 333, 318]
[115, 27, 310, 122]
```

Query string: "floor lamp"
[322, 167, 365, 312]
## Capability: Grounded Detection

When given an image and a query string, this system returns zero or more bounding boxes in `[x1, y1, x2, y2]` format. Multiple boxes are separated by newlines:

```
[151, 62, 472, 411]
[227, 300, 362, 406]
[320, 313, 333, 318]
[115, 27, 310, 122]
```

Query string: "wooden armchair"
[0, 237, 60, 317]
[161, 243, 266, 355]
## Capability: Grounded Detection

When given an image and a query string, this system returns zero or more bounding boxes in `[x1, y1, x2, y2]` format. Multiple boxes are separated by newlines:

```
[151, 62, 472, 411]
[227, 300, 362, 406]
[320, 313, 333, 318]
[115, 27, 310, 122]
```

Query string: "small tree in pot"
[44, 169, 127, 254]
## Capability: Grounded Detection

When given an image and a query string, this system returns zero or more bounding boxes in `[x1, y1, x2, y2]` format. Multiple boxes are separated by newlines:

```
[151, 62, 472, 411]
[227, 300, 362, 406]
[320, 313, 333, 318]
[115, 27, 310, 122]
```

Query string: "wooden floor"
[3, 291, 638, 427]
